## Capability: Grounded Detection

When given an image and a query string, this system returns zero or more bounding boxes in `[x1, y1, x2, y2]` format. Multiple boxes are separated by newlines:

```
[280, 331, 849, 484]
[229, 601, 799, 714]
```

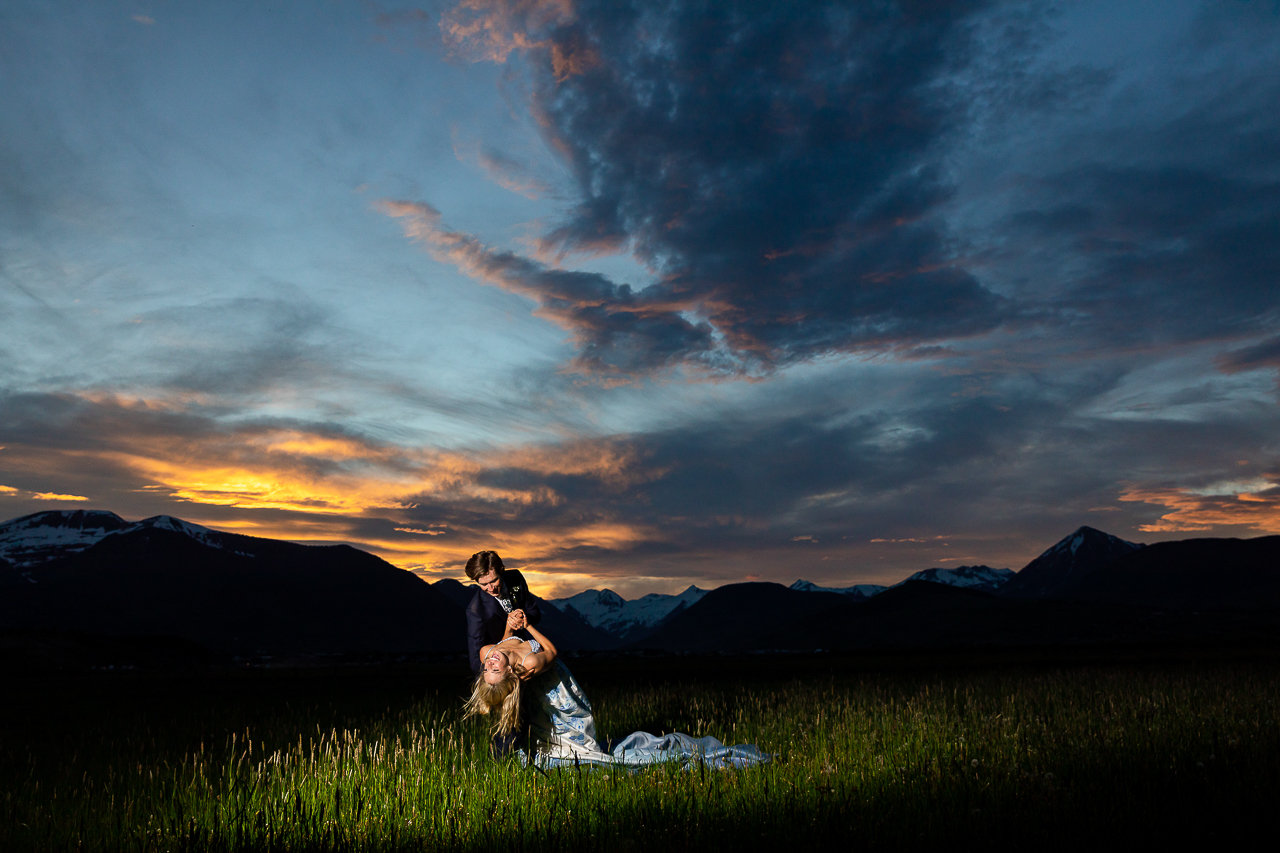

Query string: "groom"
[464, 550, 544, 678]
[464, 550, 545, 758]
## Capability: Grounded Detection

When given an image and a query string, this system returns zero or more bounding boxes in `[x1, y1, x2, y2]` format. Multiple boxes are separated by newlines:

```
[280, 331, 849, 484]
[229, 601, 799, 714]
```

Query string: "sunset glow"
[2, 1, 1278, 596]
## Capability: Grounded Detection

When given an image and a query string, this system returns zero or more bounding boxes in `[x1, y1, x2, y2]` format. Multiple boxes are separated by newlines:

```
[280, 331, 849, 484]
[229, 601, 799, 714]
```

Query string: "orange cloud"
[440, 0, 575, 64]
[1120, 480, 1280, 533]
[1, 394, 670, 576]
[374, 199, 696, 365]
[108, 429, 654, 518]
[452, 133, 555, 200]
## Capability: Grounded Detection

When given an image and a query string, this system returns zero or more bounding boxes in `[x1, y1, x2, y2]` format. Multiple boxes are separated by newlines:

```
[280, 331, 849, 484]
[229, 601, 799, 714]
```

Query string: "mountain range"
[789, 564, 1016, 598]
[544, 586, 708, 642]
[0, 511, 464, 657]
[1, 513, 1277, 665]
[635, 527, 1280, 652]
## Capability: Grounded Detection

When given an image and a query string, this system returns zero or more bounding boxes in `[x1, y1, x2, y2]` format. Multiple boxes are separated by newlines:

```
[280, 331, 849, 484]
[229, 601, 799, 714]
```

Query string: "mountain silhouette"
[1000, 526, 1143, 598]
[632, 527, 1280, 652]
[635, 583, 852, 652]
[789, 579, 886, 599]
[1059, 535, 1280, 610]
[431, 578, 477, 609]
[0, 509, 132, 566]
[5, 512, 1278, 662]
[1, 524, 463, 655]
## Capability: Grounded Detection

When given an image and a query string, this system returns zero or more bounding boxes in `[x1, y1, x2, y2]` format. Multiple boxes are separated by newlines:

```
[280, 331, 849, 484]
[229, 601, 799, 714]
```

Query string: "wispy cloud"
[451, 131, 556, 199]
[376, 198, 721, 380]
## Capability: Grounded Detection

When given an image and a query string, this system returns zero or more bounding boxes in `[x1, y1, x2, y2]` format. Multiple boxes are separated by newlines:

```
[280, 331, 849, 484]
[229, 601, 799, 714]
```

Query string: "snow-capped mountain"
[0, 510, 131, 566]
[789, 580, 887, 599]
[1001, 526, 1144, 599]
[133, 515, 231, 551]
[790, 566, 1013, 598]
[898, 565, 1015, 592]
[0, 510, 235, 567]
[547, 585, 708, 638]
[2, 511, 465, 656]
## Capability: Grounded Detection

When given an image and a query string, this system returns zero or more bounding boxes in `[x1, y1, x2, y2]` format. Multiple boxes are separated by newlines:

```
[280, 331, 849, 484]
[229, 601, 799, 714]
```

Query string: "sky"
[2, 0, 1279, 599]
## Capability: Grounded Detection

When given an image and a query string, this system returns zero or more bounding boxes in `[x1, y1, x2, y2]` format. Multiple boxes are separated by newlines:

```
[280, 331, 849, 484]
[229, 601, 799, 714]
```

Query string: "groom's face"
[476, 569, 502, 596]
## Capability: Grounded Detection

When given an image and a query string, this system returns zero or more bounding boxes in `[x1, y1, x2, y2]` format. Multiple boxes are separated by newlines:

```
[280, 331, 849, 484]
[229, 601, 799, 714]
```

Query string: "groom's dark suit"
[465, 569, 544, 674]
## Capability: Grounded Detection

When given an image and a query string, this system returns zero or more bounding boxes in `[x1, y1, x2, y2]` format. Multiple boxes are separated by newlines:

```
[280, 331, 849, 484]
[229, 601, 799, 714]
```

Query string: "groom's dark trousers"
[465, 569, 544, 758]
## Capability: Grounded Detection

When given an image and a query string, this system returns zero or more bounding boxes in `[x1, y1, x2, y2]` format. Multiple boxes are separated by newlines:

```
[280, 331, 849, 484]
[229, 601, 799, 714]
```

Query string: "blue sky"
[2, 0, 1278, 598]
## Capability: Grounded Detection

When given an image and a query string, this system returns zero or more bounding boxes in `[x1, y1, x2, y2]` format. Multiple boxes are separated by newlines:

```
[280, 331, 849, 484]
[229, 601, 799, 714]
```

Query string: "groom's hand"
[506, 609, 527, 632]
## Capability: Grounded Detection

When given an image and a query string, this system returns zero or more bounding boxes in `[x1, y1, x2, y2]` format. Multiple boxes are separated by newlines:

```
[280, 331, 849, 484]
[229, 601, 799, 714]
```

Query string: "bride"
[465, 610, 767, 769]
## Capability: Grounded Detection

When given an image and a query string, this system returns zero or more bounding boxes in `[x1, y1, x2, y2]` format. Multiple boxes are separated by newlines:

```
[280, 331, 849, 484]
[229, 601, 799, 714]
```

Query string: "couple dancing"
[460, 550, 767, 769]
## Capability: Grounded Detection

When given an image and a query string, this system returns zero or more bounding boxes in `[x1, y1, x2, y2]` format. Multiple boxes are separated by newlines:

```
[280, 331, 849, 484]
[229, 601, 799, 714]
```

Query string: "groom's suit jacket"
[466, 569, 544, 674]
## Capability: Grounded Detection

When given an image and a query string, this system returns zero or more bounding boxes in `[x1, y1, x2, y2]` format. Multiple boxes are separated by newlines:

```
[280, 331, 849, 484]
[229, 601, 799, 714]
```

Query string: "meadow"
[2, 650, 1277, 851]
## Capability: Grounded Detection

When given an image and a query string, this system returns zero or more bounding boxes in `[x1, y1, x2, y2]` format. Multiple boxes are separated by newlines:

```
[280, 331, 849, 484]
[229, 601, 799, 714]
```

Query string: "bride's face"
[483, 649, 510, 684]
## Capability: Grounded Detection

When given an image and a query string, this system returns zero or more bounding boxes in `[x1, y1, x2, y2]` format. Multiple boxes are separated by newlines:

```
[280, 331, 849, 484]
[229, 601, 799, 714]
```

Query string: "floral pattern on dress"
[523, 660, 768, 770]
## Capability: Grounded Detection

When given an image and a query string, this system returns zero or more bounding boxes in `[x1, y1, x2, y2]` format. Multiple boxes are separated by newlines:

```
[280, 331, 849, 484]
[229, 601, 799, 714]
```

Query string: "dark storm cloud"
[435, 0, 1009, 379]
[427, 0, 1280, 383]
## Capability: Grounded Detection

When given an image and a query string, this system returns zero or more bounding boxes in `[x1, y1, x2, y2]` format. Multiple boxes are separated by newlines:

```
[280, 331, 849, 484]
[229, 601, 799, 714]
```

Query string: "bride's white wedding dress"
[520, 651, 768, 770]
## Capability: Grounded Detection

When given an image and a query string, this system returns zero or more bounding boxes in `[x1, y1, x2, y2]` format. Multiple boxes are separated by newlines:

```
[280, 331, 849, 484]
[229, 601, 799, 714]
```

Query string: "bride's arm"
[526, 622, 557, 660]
[518, 622, 558, 679]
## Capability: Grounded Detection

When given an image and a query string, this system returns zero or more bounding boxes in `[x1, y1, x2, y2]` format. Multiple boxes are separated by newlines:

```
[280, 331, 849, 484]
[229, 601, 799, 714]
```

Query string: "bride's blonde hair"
[464, 666, 524, 735]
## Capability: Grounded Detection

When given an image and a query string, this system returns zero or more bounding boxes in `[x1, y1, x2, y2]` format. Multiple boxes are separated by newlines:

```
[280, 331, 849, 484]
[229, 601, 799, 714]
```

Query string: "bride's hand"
[505, 609, 527, 632]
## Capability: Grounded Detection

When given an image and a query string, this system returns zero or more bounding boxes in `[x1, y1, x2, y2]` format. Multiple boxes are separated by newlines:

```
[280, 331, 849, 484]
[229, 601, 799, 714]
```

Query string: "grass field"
[2, 650, 1277, 851]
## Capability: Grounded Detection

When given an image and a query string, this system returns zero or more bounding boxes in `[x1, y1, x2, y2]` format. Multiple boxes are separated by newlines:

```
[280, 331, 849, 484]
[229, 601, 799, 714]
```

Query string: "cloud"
[992, 165, 1280, 351]
[440, 0, 575, 64]
[377, 199, 722, 379]
[0, 390, 670, 572]
[452, 132, 557, 199]
[4, 353, 1280, 591]
[6, 1, 1280, 598]
[415, 0, 1280, 388]
[1218, 335, 1280, 374]
[1120, 479, 1280, 534]
[422, 0, 1009, 381]
[960, 4, 1280, 361]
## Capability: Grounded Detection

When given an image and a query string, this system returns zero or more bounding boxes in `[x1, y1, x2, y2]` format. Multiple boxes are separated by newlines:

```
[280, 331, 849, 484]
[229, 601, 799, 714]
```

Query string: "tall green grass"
[3, 658, 1277, 851]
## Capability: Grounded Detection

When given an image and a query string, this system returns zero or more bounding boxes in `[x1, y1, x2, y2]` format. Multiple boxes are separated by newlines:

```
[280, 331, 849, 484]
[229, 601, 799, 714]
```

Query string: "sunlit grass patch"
[2, 659, 1277, 850]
